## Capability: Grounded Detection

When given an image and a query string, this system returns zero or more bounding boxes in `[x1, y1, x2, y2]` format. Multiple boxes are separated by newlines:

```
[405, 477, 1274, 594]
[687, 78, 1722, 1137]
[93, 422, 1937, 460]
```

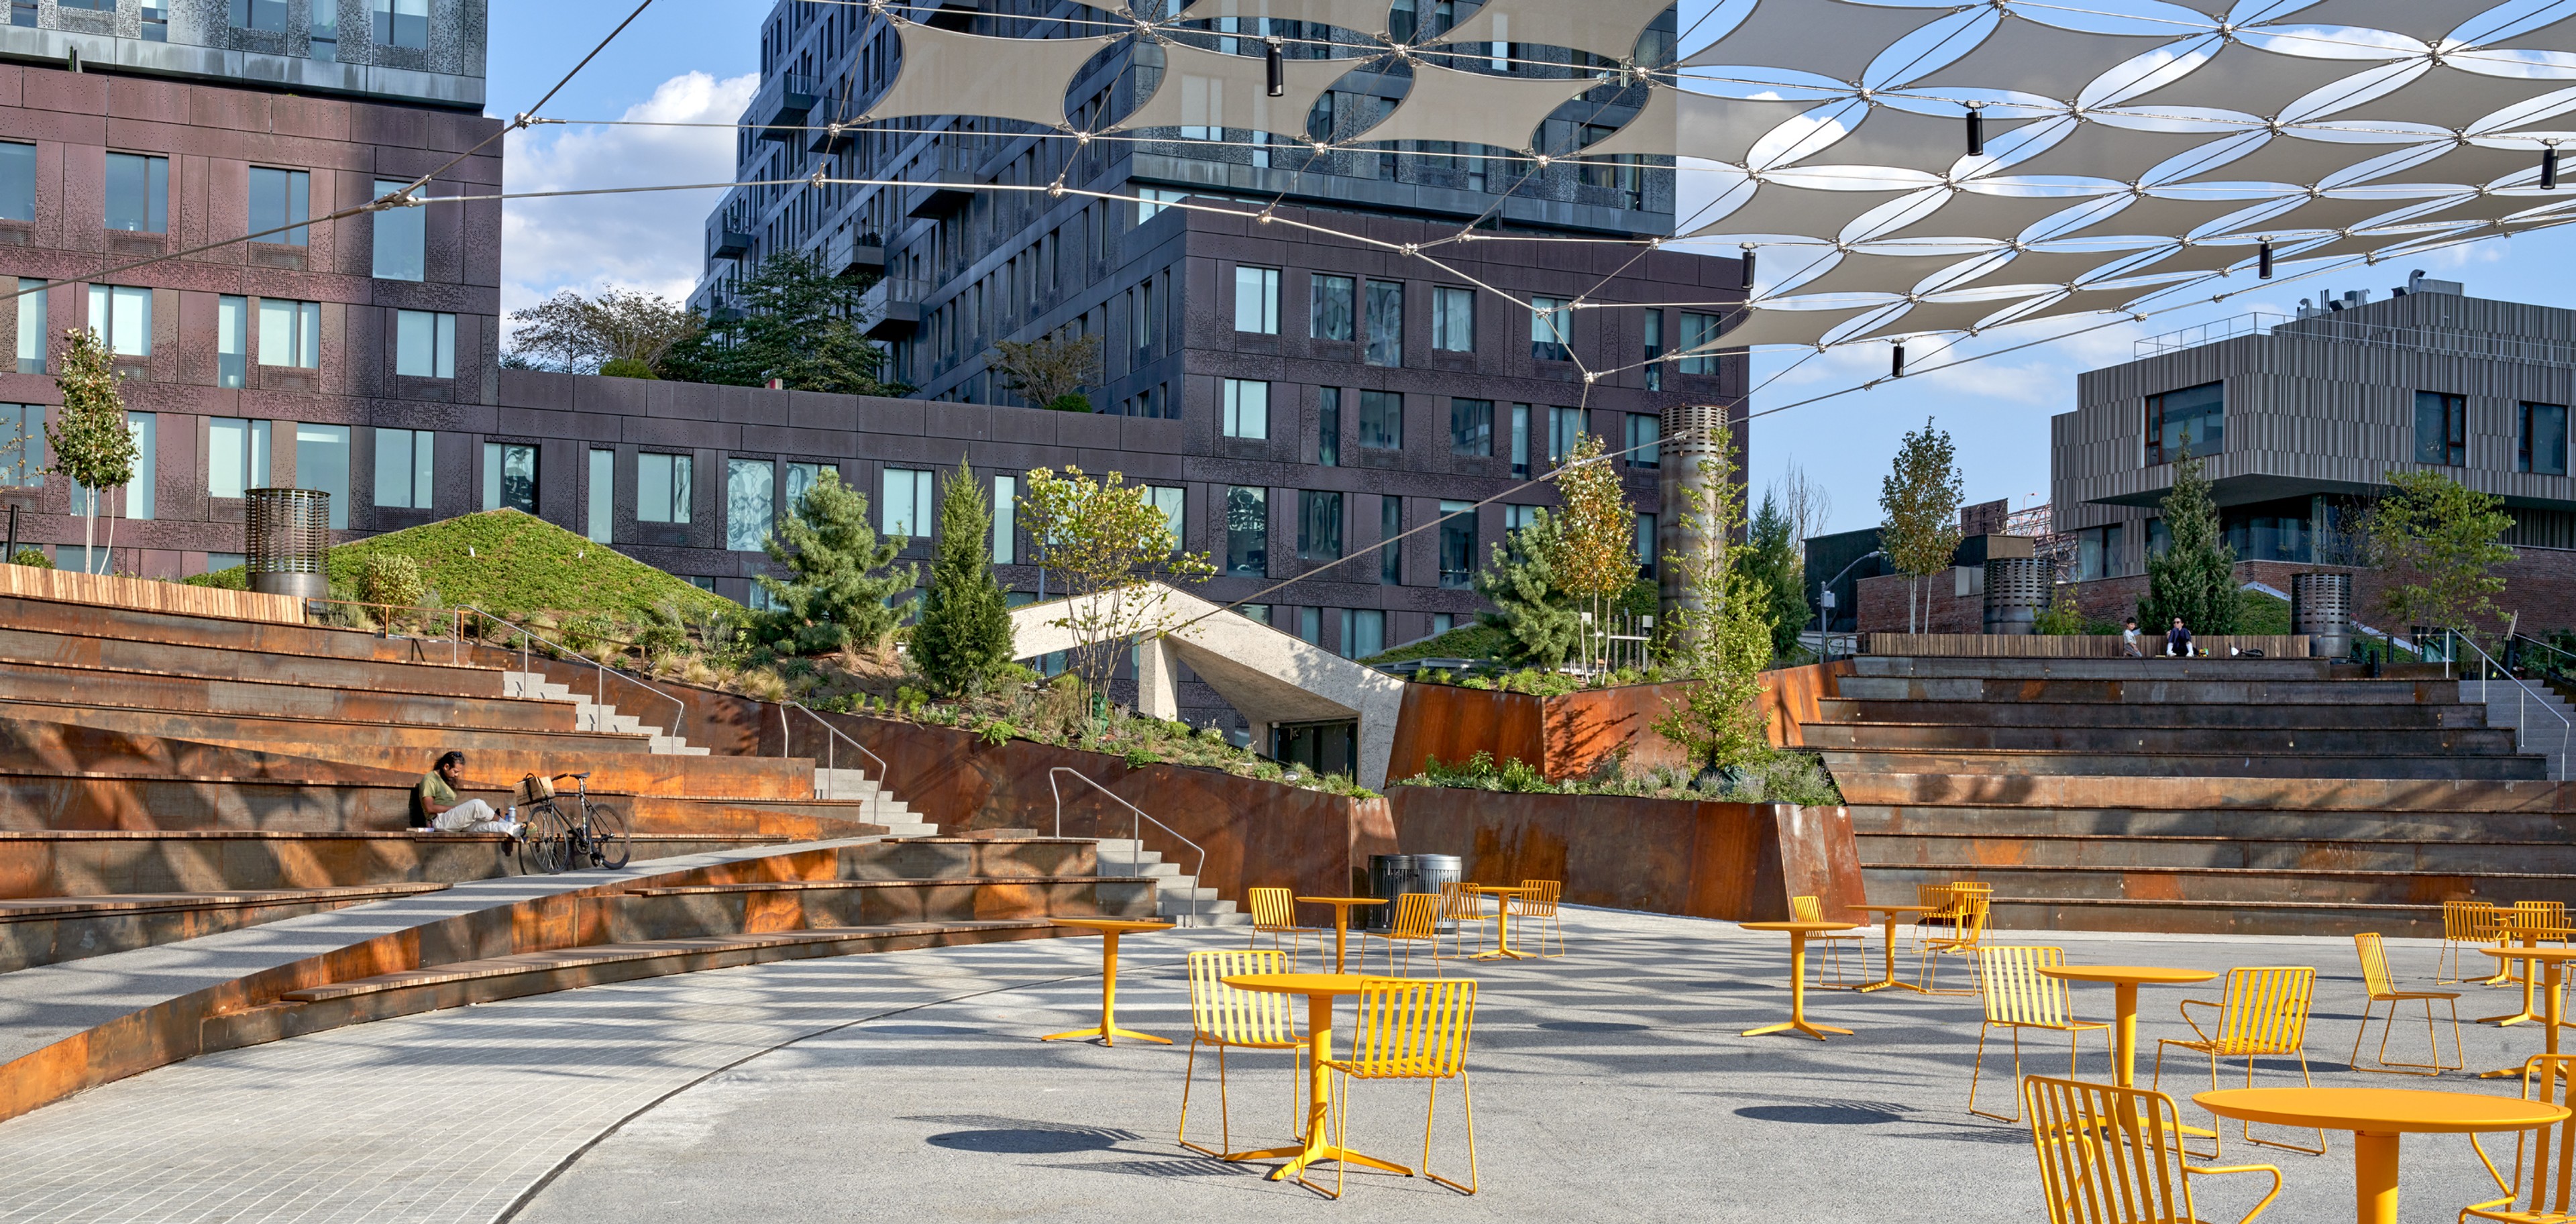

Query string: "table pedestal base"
[2355, 1130, 2398, 1224]
[1858, 915, 1930, 993]
[1742, 935, 1851, 1042]
[1741, 1019, 1854, 1040]
[1041, 1024, 1171, 1046]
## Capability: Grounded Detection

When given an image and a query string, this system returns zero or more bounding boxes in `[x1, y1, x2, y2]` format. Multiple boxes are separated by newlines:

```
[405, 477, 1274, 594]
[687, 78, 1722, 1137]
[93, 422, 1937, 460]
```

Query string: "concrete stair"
[502, 671, 708, 755]
[2463, 677, 2576, 781]
[812, 767, 936, 836]
[1091, 837, 1249, 926]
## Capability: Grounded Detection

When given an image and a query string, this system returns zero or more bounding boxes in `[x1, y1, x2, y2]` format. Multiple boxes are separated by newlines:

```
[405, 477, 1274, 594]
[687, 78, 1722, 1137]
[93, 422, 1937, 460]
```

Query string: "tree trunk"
[80, 486, 95, 574]
[100, 486, 119, 575]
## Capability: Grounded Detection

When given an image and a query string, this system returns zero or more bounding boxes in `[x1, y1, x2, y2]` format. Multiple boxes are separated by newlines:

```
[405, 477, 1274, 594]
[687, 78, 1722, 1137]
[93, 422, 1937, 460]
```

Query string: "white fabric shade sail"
[1434, 0, 1675, 64]
[1113, 40, 1359, 134]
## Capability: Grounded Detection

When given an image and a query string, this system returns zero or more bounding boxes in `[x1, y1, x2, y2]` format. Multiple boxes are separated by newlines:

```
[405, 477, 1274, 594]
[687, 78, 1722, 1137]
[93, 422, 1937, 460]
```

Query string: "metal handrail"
[779, 700, 888, 830]
[2447, 630, 2571, 781]
[299, 596, 470, 663]
[1047, 766, 1205, 928]
[458, 604, 689, 739]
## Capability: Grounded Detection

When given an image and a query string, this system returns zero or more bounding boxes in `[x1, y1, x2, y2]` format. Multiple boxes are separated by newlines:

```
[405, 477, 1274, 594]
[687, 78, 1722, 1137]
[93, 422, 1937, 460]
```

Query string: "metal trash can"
[1982, 556, 2049, 636]
[246, 487, 331, 602]
[1363, 853, 1463, 932]
[2290, 572, 2353, 660]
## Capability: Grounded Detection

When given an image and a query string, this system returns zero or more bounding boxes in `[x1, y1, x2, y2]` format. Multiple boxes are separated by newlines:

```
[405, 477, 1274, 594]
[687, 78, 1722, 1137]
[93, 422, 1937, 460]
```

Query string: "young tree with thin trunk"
[1552, 433, 1637, 675]
[1018, 465, 1216, 700]
[46, 329, 136, 575]
[1654, 446, 1774, 772]
[1878, 417, 1963, 633]
[988, 333, 1104, 411]
[912, 457, 1016, 694]
[1772, 459, 1833, 557]
[2367, 467, 2516, 636]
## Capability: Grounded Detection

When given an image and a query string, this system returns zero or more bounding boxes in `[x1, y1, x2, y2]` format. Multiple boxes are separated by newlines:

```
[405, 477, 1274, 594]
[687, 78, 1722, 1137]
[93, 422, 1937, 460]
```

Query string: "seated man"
[2165, 616, 2194, 658]
[413, 750, 522, 836]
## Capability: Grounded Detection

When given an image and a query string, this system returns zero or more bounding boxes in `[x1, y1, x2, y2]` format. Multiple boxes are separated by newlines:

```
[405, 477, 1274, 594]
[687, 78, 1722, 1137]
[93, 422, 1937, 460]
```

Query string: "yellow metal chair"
[2349, 932, 2463, 1076]
[2438, 901, 2502, 985]
[2022, 1074, 2283, 1224]
[1361, 893, 1448, 975]
[2460, 1054, 2576, 1223]
[1246, 887, 1316, 967]
[1436, 882, 1489, 959]
[1906, 883, 1959, 952]
[1912, 881, 1992, 950]
[1312, 977, 1479, 1200]
[2507, 901, 2570, 998]
[1792, 894, 1863, 989]
[2152, 966, 2326, 1158]
[1917, 897, 1991, 995]
[1179, 948, 1305, 1159]
[1969, 946, 2112, 1123]
[1511, 879, 1565, 958]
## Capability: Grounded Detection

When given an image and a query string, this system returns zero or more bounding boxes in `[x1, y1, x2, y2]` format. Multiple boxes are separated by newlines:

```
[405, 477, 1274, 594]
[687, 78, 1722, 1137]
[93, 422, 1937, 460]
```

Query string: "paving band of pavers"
[0, 905, 2558, 1223]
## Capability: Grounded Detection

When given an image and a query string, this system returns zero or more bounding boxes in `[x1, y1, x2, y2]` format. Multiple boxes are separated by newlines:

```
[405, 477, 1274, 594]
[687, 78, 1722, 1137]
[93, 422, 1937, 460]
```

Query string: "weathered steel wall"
[1384, 661, 1849, 782]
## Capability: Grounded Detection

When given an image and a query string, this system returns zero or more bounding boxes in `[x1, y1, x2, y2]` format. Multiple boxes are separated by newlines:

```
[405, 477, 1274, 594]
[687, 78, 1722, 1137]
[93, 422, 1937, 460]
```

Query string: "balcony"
[751, 73, 822, 144]
[829, 229, 885, 277]
[906, 144, 979, 219]
[708, 227, 753, 260]
[863, 276, 926, 339]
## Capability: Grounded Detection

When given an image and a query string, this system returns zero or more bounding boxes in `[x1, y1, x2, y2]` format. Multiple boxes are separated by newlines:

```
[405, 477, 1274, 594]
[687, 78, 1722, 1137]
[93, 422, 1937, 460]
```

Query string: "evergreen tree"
[661, 250, 902, 394]
[1743, 494, 1810, 662]
[1472, 510, 1582, 671]
[2137, 451, 2239, 636]
[752, 469, 914, 655]
[912, 457, 1016, 693]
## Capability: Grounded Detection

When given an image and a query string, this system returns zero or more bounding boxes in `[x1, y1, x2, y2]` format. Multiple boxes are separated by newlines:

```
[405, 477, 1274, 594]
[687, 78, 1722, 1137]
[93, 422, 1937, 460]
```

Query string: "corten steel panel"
[1387, 786, 1866, 923]
[1386, 683, 1544, 781]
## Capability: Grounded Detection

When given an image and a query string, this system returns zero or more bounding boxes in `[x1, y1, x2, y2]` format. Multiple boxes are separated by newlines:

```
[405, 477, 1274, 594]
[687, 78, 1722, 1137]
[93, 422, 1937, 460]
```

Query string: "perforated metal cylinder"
[1658, 402, 1733, 620]
[1982, 556, 2049, 636]
[246, 487, 330, 600]
[2291, 572, 2353, 659]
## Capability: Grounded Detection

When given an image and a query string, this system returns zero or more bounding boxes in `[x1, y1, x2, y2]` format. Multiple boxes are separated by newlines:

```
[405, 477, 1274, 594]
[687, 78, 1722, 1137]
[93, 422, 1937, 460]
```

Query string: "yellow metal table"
[1460, 884, 1539, 960]
[2480, 923, 2576, 1025]
[2197, 1086, 2566, 1224]
[1845, 903, 1937, 993]
[1220, 972, 1430, 1182]
[1738, 920, 1860, 1040]
[1295, 895, 1386, 973]
[1040, 917, 1175, 1047]
[2477, 944, 2576, 1077]
[2037, 964, 2216, 1090]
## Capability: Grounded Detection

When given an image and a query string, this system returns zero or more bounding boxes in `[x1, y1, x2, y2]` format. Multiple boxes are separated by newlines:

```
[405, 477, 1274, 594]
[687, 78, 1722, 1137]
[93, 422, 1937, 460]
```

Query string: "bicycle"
[515, 771, 630, 874]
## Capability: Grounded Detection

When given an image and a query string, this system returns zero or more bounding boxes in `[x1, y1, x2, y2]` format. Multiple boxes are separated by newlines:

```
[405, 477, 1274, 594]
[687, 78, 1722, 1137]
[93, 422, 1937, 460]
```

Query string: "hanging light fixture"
[1965, 103, 1985, 158]
[1265, 38, 1284, 97]
[2546, 139, 2563, 191]
[2258, 237, 2274, 280]
[1740, 244, 1757, 289]
[1891, 342, 1907, 378]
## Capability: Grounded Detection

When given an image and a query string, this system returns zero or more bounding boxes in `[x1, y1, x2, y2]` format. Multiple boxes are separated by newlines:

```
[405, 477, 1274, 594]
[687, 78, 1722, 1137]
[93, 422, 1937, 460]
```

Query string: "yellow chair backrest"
[1438, 881, 1483, 920]
[1935, 898, 1992, 948]
[1390, 892, 1442, 939]
[1340, 978, 1475, 1080]
[1977, 946, 2075, 1026]
[2023, 1075, 2212, 1224]
[2497, 1055, 2576, 1218]
[1248, 887, 1297, 932]
[1791, 895, 1823, 922]
[2353, 932, 2398, 999]
[1947, 881, 1993, 915]
[1918, 883, 1957, 912]
[1515, 879, 1561, 915]
[2206, 966, 2316, 1056]
[2517, 901, 2569, 943]
[2445, 900, 2498, 941]
[1186, 948, 1301, 1045]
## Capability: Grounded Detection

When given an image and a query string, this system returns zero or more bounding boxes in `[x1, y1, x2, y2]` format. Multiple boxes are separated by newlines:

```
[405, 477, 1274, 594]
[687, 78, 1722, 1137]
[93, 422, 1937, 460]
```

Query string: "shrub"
[356, 553, 426, 610]
[11, 548, 52, 569]
[598, 357, 659, 380]
[1046, 392, 1092, 412]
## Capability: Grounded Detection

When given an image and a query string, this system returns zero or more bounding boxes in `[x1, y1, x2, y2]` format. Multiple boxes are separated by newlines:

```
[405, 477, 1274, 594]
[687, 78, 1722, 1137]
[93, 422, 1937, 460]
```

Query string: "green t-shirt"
[413, 771, 457, 827]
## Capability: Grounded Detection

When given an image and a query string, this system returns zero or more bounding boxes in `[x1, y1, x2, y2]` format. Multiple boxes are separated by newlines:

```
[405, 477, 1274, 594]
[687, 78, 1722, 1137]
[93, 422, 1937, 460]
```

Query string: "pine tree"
[912, 457, 1016, 694]
[2137, 451, 2239, 638]
[752, 469, 914, 655]
[1473, 509, 1582, 670]
[1743, 494, 1810, 661]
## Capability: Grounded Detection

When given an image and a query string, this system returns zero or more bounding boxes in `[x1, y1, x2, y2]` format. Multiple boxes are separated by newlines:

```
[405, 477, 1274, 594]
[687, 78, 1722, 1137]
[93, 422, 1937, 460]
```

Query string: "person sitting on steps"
[2121, 617, 2144, 657]
[2165, 616, 2194, 658]
[413, 750, 523, 836]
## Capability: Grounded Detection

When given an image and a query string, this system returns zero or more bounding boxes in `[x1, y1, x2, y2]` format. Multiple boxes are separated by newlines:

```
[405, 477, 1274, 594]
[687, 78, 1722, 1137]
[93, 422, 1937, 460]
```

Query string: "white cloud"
[500, 70, 759, 319]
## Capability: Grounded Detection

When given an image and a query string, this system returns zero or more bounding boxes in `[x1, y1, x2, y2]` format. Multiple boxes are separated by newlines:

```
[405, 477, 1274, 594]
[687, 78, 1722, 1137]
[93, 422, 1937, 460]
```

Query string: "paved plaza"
[0, 906, 2555, 1222]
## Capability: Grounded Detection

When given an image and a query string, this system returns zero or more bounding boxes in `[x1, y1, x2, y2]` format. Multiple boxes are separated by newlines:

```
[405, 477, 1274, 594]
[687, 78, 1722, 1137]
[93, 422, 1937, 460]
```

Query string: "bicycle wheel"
[522, 804, 573, 875]
[584, 801, 630, 869]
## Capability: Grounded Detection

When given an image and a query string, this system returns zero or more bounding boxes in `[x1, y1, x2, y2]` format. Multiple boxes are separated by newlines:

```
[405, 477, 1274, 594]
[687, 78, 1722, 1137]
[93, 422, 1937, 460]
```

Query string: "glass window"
[1345, 608, 1385, 659]
[881, 467, 933, 539]
[586, 448, 612, 542]
[395, 311, 454, 378]
[1505, 504, 1541, 533]
[1225, 486, 1267, 576]
[726, 458, 773, 550]
[311, 0, 337, 58]
[372, 427, 433, 510]
[1450, 398, 1493, 457]
[216, 295, 246, 387]
[15, 278, 43, 374]
[2522, 402, 2569, 476]
[1635, 512, 1657, 575]
[1678, 311, 1720, 374]
[1311, 274, 1354, 341]
[207, 418, 270, 500]
[991, 474, 1017, 563]
[786, 461, 826, 513]
[480, 441, 535, 516]
[248, 168, 310, 245]
[638, 453, 692, 523]
[372, 178, 425, 281]
[1222, 378, 1269, 439]
[1510, 403, 1530, 477]
[298, 423, 350, 528]
[372, 0, 427, 48]
[2416, 391, 2467, 467]
[1432, 286, 1474, 352]
[1626, 412, 1660, 468]
[1530, 294, 1570, 362]
[1359, 390, 1401, 451]
[1364, 279, 1402, 367]
[1438, 500, 1476, 590]
[104, 154, 168, 233]
[0, 143, 30, 222]
[2145, 381, 2225, 465]
[1136, 186, 1187, 223]
[1548, 406, 1587, 465]
[229, 0, 286, 30]
[87, 284, 151, 357]
[1643, 309, 1664, 391]
[1297, 606, 1322, 645]
[1298, 490, 1343, 561]
[0, 403, 40, 487]
[1234, 266, 1279, 334]
[1380, 496, 1401, 585]
[79, 412, 157, 521]
[140, 0, 167, 39]
[257, 299, 319, 369]
[1318, 387, 1340, 467]
[1144, 485, 1183, 547]
[1131, 278, 1155, 362]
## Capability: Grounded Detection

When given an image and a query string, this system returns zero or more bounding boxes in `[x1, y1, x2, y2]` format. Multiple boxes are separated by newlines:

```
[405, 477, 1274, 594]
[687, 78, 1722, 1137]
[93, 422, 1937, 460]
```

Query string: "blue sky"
[486, 1, 2576, 537]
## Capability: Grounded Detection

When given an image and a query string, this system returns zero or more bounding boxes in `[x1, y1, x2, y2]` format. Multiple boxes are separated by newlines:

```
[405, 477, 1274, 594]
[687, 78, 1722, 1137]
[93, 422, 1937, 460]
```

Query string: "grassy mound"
[188, 509, 733, 621]
[1362, 622, 1513, 666]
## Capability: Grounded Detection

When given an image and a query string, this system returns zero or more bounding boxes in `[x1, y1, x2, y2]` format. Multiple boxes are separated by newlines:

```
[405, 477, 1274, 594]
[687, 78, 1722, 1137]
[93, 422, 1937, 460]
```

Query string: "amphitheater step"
[1812, 699, 2489, 730]
[0, 883, 451, 972]
[0, 697, 656, 759]
[1860, 860, 2576, 909]
[1819, 748, 2551, 781]
[0, 624, 504, 699]
[0, 659, 582, 733]
[1833, 677, 2458, 706]
[500, 673, 710, 756]
[1803, 722, 2522, 755]
[1847, 804, 2576, 843]
[1987, 897, 2450, 939]
[1848, 656, 2337, 681]
[1863, 831, 2576, 875]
